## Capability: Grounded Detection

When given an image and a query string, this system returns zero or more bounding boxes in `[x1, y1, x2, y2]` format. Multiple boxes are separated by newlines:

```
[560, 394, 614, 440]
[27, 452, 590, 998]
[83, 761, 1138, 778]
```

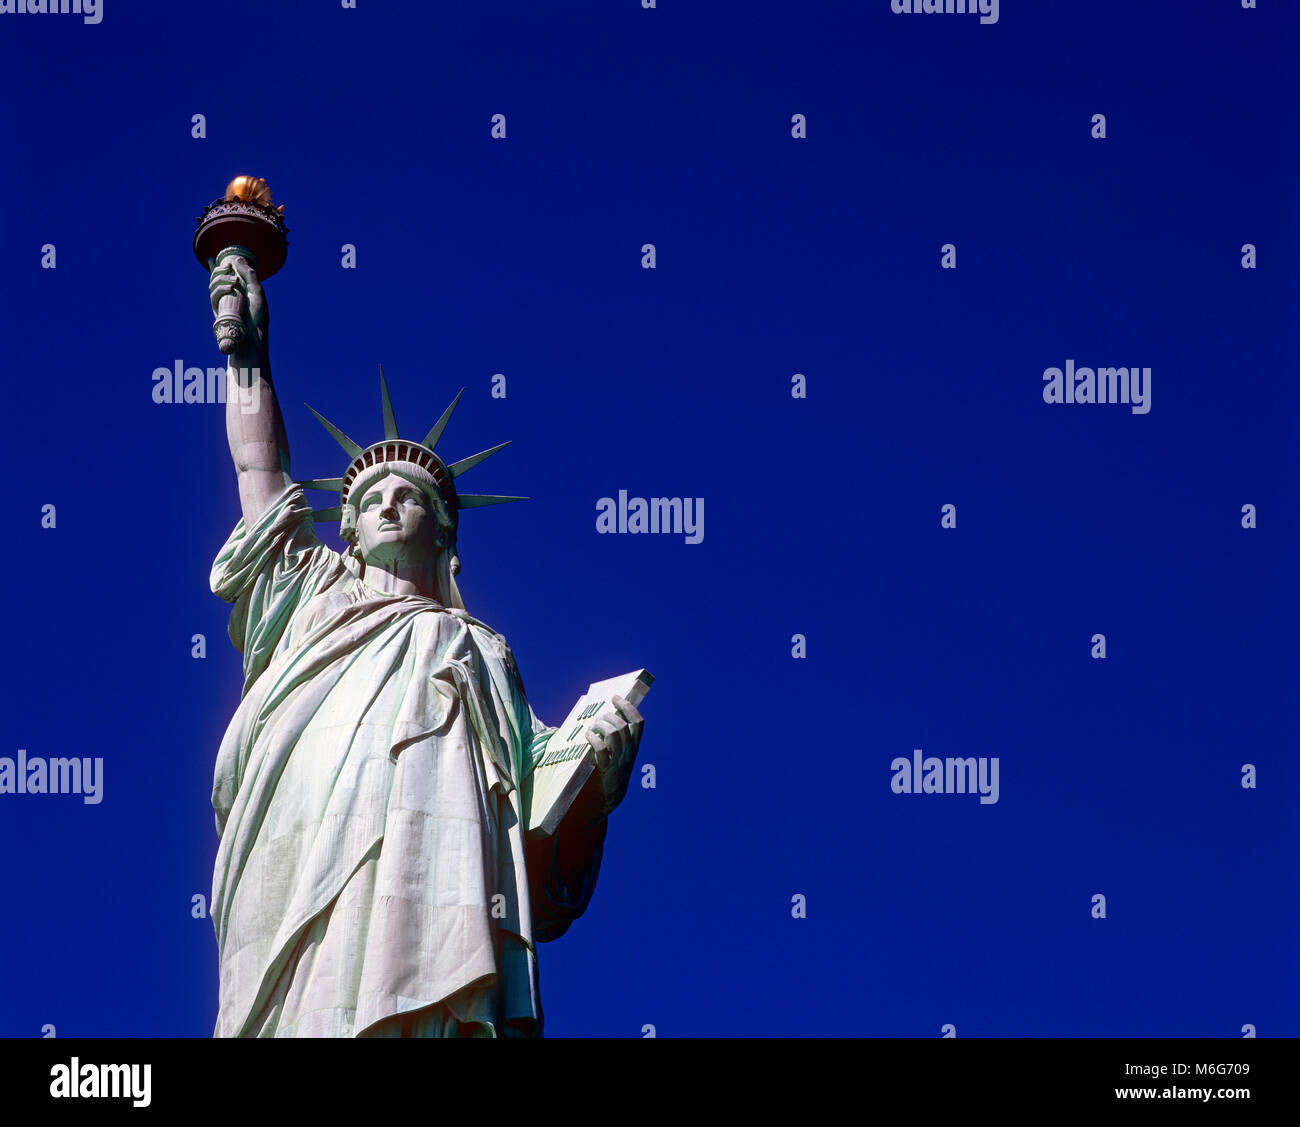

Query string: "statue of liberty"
[201, 181, 644, 1038]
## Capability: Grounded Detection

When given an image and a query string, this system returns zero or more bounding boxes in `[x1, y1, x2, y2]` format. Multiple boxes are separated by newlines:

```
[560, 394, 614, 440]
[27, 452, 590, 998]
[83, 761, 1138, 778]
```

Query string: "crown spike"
[311, 506, 343, 522]
[379, 365, 399, 440]
[298, 477, 344, 491]
[447, 440, 511, 479]
[421, 388, 465, 451]
[304, 403, 363, 459]
[456, 494, 528, 508]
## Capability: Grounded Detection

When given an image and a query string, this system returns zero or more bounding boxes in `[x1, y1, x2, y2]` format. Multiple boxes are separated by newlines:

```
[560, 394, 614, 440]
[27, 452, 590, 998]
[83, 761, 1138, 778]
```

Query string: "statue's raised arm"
[195, 176, 293, 528]
[209, 253, 291, 527]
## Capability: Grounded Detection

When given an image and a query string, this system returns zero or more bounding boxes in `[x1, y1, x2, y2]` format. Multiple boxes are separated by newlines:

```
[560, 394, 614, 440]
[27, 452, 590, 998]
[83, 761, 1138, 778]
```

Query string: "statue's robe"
[209, 484, 602, 1037]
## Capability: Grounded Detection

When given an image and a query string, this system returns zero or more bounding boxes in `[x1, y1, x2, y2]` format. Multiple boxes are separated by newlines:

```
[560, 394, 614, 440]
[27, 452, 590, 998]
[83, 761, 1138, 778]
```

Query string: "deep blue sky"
[1, 0, 1296, 1037]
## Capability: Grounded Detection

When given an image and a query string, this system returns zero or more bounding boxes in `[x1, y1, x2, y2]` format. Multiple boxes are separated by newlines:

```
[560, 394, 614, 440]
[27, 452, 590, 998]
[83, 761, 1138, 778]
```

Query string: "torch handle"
[214, 292, 244, 355]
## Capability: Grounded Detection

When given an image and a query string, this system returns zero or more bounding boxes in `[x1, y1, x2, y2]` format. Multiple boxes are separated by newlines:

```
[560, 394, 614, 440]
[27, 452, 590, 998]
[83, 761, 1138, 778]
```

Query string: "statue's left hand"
[583, 695, 643, 824]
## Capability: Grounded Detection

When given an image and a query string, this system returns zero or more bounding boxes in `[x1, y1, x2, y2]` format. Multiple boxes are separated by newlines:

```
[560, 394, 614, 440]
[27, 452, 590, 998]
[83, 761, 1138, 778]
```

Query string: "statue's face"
[354, 470, 442, 568]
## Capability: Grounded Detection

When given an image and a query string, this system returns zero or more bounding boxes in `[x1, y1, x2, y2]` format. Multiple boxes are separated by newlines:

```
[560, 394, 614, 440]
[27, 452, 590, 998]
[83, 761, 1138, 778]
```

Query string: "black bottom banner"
[0, 1036, 1288, 1117]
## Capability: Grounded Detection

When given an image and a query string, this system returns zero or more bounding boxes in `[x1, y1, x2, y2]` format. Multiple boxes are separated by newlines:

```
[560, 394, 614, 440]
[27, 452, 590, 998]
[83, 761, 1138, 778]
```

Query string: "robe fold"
[208, 484, 594, 1037]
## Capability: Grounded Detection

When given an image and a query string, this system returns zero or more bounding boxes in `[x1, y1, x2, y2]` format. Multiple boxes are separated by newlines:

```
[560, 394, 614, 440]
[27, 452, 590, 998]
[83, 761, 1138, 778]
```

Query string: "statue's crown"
[299, 369, 525, 529]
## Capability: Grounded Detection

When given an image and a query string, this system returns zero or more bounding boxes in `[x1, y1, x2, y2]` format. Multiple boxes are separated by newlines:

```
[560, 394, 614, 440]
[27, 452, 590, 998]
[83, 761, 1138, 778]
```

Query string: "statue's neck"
[358, 558, 440, 601]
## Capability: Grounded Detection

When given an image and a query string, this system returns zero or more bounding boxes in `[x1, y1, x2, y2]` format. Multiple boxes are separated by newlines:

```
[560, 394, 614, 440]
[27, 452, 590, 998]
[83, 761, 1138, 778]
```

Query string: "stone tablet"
[528, 670, 654, 838]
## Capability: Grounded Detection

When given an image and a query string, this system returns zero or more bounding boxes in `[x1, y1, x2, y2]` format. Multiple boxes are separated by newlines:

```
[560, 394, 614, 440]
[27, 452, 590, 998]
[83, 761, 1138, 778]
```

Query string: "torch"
[194, 176, 288, 354]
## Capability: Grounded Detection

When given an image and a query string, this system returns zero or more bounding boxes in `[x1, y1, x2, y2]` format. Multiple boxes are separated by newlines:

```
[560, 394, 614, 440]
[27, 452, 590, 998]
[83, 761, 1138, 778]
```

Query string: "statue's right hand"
[209, 253, 267, 326]
[208, 253, 269, 369]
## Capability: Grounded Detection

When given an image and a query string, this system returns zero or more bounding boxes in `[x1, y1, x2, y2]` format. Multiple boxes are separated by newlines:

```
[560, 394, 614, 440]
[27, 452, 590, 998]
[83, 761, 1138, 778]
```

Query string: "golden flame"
[223, 176, 284, 213]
